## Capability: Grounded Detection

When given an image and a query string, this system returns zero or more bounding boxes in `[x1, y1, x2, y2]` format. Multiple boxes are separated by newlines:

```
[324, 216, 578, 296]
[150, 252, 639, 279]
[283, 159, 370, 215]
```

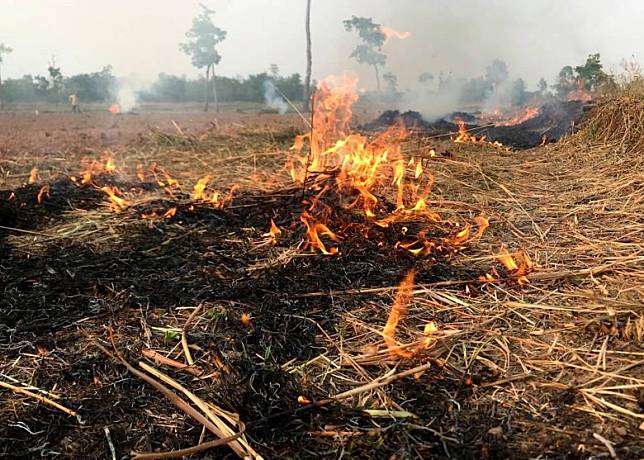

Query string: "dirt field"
[0, 103, 642, 459]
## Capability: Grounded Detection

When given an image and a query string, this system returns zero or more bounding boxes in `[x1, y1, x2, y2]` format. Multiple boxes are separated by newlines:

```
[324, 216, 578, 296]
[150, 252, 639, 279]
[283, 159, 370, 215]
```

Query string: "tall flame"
[109, 103, 121, 114]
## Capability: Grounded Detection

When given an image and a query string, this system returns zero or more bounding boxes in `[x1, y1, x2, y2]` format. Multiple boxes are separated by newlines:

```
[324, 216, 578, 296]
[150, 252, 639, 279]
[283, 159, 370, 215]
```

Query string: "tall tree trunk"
[374, 65, 381, 92]
[303, 0, 313, 112]
[204, 65, 211, 112]
[212, 66, 219, 113]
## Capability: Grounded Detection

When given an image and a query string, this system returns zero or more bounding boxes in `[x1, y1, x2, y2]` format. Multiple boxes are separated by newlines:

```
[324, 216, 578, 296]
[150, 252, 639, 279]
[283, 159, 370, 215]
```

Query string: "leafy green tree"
[0, 43, 13, 108]
[575, 53, 610, 90]
[180, 4, 227, 112]
[343, 16, 386, 91]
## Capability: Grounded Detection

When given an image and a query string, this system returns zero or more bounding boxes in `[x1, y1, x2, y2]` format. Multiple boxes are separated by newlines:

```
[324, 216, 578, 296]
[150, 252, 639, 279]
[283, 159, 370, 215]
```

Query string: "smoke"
[112, 76, 145, 112]
[262, 80, 288, 114]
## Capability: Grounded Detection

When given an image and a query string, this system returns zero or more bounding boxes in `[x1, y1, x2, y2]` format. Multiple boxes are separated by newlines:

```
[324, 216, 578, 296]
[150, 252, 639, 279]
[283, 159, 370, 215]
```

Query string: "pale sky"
[1, 0, 643, 90]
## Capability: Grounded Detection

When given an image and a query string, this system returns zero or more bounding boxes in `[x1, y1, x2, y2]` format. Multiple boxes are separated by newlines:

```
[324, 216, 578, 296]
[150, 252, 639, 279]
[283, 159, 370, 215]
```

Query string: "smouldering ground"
[0, 102, 643, 459]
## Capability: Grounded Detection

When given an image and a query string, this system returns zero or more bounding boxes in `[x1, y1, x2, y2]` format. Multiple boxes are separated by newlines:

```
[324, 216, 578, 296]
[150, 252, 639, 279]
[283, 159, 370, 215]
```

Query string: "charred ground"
[1, 101, 643, 459]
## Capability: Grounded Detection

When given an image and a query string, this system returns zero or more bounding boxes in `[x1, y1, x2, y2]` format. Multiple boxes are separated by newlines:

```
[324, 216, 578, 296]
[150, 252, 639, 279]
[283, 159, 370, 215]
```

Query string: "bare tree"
[303, 0, 312, 112]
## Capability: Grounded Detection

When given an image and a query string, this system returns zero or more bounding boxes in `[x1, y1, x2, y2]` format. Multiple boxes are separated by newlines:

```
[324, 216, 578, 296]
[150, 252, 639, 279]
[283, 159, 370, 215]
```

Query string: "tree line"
[0, 0, 615, 111]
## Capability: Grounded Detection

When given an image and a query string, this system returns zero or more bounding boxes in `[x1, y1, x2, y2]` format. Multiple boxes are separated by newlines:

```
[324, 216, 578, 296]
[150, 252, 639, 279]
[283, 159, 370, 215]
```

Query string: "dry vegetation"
[0, 82, 643, 459]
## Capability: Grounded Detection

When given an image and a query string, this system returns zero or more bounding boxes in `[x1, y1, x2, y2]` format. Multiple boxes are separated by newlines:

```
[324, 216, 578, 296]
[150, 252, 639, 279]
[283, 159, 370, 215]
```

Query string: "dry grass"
[1, 93, 643, 458]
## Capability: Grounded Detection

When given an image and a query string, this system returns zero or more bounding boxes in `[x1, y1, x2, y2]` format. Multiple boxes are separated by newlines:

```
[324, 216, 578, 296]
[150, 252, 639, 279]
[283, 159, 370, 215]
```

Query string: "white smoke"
[112, 76, 145, 112]
[262, 80, 288, 114]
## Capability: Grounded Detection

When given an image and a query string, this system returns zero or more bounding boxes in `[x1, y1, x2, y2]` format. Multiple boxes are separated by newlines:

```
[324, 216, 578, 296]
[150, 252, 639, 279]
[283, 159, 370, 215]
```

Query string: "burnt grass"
[2, 131, 636, 459]
[0, 173, 511, 459]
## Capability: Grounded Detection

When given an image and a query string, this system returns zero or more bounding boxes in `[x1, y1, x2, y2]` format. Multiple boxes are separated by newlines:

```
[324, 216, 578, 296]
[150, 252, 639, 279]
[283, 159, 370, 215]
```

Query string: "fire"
[37, 185, 49, 204]
[289, 75, 444, 254]
[163, 207, 177, 219]
[383, 269, 416, 358]
[192, 176, 211, 200]
[453, 117, 509, 150]
[136, 163, 146, 182]
[76, 153, 117, 185]
[300, 212, 339, 255]
[380, 25, 412, 43]
[567, 81, 593, 102]
[28, 167, 39, 184]
[109, 103, 121, 114]
[264, 219, 282, 240]
[495, 106, 540, 126]
[100, 186, 129, 212]
[104, 153, 116, 173]
[497, 246, 534, 285]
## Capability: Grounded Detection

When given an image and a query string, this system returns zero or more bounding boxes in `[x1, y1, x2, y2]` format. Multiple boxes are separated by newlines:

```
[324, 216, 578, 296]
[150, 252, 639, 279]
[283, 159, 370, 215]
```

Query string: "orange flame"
[380, 25, 412, 43]
[497, 246, 534, 284]
[100, 186, 129, 212]
[453, 117, 509, 150]
[29, 167, 39, 184]
[192, 176, 211, 200]
[37, 185, 49, 204]
[384, 270, 416, 358]
[264, 219, 282, 240]
[495, 106, 540, 126]
[109, 103, 121, 114]
[163, 207, 177, 219]
[300, 212, 339, 255]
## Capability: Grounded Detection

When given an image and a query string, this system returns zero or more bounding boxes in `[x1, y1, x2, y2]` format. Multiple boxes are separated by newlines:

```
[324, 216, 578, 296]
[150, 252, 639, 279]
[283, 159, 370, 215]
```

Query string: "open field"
[0, 98, 643, 459]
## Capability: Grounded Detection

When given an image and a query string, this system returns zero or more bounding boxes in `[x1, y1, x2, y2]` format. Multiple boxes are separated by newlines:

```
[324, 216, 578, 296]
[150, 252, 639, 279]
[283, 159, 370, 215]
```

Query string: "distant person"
[68, 94, 80, 113]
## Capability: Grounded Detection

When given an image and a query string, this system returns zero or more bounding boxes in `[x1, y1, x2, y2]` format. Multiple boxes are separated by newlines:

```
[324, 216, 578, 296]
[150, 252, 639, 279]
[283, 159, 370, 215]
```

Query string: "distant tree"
[180, 4, 227, 112]
[418, 72, 434, 85]
[47, 58, 64, 103]
[485, 59, 509, 92]
[575, 53, 610, 90]
[383, 72, 398, 94]
[538, 78, 548, 95]
[343, 16, 386, 91]
[303, 0, 313, 112]
[0, 43, 13, 108]
[509, 78, 527, 105]
[554, 65, 576, 97]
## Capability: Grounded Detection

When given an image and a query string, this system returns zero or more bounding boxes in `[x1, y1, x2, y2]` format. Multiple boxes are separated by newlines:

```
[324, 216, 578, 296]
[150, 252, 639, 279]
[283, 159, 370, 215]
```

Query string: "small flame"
[473, 216, 489, 239]
[136, 163, 146, 182]
[37, 185, 49, 204]
[163, 207, 177, 219]
[264, 219, 282, 240]
[104, 153, 116, 173]
[9, 192, 16, 201]
[192, 176, 211, 200]
[495, 107, 540, 127]
[100, 186, 129, 212]
[497, 246, 534, 284]
[297, 395, 312, 405]
[300, 212, 339, 255]
[380, 25, 412, 43]
[29, 167, 39, 184]
[383, 269, 416, 359]
[109, 103, 121, 114]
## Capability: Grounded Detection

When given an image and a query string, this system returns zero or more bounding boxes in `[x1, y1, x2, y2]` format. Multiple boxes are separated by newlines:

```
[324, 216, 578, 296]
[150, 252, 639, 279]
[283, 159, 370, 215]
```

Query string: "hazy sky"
[1, 0, 643, 90]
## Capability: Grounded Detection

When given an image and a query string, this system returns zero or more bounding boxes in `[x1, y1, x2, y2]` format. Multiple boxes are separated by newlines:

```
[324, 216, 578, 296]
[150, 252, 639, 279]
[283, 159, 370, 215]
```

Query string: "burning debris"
[367, 100, 592, 149]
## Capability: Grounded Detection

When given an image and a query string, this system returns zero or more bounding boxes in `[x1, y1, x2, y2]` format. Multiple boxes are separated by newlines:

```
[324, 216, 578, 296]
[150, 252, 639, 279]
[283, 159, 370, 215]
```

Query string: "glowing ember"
[380, 25, 412, 43]
[100, 186, 129, 212]
[28, 167, 39, 184]
[163, 207, 177, 219]
[37, 185, 49, 204]
[240, 312, 252, 327]
[8, 192, 16, 201]
[297, 395, 312, 405]
[109, 103, 121, 114]
[136, 163, 146, 182]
